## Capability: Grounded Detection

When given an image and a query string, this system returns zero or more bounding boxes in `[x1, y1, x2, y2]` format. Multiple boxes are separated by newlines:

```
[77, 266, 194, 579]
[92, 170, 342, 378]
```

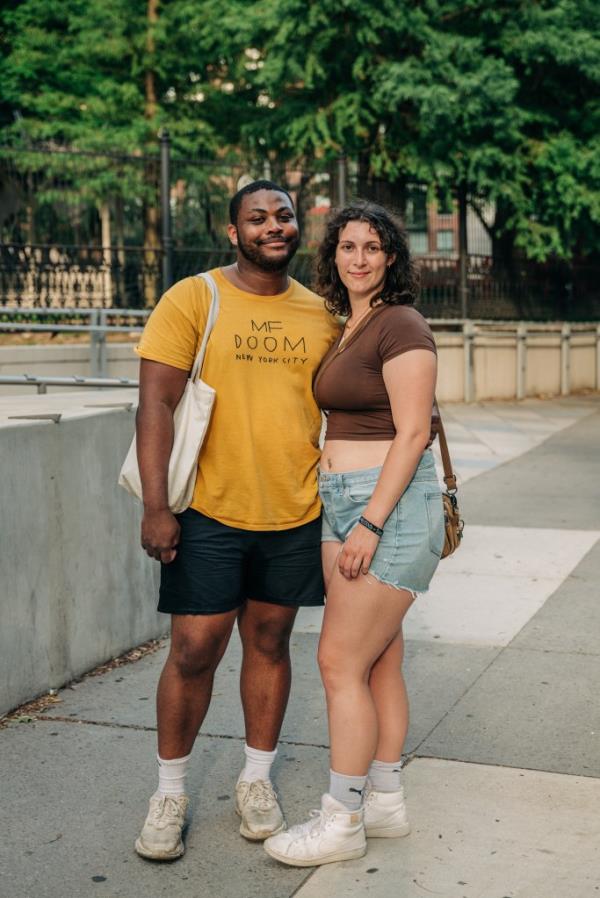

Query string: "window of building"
[405, 185, 427, 230]
[436, 188, 454, 216]
[408, 231, 428, 255]
[436, 230, 454, 252]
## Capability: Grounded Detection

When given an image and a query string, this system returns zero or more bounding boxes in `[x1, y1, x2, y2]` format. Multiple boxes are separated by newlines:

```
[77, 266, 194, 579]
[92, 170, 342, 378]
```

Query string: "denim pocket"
[425, 491, 444, 557]
[344, 481, 378, 504]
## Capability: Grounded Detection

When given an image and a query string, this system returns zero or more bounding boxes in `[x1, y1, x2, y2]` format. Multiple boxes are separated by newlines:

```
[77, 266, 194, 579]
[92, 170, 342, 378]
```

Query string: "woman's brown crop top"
[313, 303, 438, 440]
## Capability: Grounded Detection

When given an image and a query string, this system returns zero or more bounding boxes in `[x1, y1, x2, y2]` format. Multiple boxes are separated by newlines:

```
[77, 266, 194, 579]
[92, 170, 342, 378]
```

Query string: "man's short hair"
[229, 180, 294, 225]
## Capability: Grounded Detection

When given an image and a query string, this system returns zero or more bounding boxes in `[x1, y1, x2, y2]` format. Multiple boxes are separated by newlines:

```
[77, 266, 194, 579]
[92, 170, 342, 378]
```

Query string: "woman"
[264, 202, 445, 867]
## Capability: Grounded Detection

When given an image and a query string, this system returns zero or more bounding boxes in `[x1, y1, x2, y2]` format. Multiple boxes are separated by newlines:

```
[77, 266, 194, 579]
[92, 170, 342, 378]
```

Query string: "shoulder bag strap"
[435, 405, 457, 493]
[190, 272, 220, 382]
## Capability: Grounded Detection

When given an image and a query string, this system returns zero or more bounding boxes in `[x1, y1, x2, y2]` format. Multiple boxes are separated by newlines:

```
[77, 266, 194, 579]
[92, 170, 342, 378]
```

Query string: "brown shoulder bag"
[436, 414, 464, 559]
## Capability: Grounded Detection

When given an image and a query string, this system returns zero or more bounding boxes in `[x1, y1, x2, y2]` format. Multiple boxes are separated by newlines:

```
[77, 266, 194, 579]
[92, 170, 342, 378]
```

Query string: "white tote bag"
[118, 272, 219, 513]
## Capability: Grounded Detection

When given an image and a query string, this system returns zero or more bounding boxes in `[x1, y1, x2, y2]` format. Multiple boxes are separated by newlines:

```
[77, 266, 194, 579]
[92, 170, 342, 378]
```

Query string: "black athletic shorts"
[158, 508, 325, 615]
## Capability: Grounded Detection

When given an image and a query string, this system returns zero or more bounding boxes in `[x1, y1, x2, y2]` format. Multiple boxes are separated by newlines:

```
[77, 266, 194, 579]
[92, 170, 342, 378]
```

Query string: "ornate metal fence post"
[516, 324, 528, 400]
[160, 129, 174, 293]
[463, 319, 475, 402]
[337, 156, 347, 207]
[458, 182, 469, 319]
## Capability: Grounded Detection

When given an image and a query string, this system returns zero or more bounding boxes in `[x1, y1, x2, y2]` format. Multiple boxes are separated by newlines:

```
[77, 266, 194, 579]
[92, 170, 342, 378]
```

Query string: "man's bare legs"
[238, 599, 298, 751]
[151, 601, 298, 842]
[157, 611, 238, 759]
[156, 601, 297, 758]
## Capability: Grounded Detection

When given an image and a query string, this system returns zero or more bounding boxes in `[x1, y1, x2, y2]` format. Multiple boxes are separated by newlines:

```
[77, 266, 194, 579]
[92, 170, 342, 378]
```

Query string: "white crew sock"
[156, 753, 191, 797]
[368, 758, 403, 792]
[238, 743, 277, 784]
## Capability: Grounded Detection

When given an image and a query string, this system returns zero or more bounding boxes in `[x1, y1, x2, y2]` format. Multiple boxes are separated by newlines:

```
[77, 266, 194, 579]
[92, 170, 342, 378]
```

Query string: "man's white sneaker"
[134, 793, 189, 860]
[235, 779, 285, 841]
[364, 786, 410, 838]
[264, 793, 366, 867]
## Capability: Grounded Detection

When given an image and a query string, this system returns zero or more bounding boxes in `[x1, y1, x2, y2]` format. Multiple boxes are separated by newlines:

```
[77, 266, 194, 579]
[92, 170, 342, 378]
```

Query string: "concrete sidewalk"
[1, 396, 599, 898]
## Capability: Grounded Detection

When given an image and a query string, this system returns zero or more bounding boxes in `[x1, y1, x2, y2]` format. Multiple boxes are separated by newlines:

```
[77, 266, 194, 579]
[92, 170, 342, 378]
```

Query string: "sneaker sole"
[134, 837, 184, 861]
[365, 822, 411, 839]
[239, 820, 286, 841]
[264, 842, 367, 867]
[236, 805, 286, 841]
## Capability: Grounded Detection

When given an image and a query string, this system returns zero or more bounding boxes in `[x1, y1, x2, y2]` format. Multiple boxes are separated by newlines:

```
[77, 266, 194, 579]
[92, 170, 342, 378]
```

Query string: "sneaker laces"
[289, 809, 334, 844]
[247, 780, 277, 810]
[149, 795, 184, 827]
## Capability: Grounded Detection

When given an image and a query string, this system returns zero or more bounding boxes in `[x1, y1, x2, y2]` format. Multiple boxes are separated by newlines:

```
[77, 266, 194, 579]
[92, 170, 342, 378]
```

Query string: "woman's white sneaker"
[135, 793, 189, 860]
[363, 786, 411, 838]
[264, 793, 367, 867]
[235, 779, 285, 841]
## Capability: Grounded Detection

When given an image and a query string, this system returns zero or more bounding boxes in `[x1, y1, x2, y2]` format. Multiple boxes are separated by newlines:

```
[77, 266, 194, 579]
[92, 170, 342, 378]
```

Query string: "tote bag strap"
[190, 272, 220, 382]
[435, 403, 458, 493]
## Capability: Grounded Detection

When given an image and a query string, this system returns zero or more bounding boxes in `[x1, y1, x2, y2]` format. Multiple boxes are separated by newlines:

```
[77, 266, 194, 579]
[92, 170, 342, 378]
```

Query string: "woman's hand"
[338, 524, 381, 579]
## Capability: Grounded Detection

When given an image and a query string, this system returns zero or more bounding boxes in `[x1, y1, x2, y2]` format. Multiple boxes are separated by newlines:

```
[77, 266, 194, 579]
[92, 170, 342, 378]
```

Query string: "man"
[134, 180, 339, 860]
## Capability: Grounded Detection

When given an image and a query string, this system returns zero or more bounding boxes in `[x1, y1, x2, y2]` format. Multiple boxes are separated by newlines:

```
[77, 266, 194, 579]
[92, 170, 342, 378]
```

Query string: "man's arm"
[137, 358, 189, 563]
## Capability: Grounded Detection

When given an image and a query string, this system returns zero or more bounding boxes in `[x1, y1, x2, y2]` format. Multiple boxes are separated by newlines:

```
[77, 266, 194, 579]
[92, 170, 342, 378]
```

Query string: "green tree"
[2, 0, 599, 270]
[0, 0, 250, 300]
[218, 0, 600, 264]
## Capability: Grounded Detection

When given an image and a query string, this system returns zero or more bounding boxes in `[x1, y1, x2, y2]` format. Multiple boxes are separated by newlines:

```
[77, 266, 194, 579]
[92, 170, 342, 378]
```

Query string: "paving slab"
[42, 634, 500, 756]
[4, 395, 600, 898]
[462, 407, 600, 530]
[406, 525, 599, 646]
[511, 538, 600, 655]
[302, 524, 600, 648]
[418, 646, 600, 776]
[402, 642, 501, 753]
[0, 719, 321, 898]
[435, 398, 598, 486]
[293, 757, 600, 898]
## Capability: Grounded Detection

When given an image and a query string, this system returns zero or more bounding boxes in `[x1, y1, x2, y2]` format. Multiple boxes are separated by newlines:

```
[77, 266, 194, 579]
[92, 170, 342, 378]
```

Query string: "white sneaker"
[364, 785, 410, 838]
[134, 793, 189, 860]
[264, 793, 366, 867]
[235, 779, 285, 841]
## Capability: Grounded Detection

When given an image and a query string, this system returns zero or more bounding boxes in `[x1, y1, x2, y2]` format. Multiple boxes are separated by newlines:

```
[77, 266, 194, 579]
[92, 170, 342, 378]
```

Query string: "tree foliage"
[1, 0, 599, 261]
[217, 0, 600, 261]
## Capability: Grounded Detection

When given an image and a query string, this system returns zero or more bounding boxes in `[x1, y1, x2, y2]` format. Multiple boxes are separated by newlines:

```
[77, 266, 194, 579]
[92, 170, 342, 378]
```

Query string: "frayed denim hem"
[366, 570, 420, 600]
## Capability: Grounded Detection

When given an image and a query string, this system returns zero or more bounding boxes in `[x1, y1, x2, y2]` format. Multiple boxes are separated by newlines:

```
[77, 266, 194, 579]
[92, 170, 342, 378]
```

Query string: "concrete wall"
[2, 326, 598, 402]
[0, 407, 165, 716]
[434, 323, 600, 402]
[0, 343, 138, 394]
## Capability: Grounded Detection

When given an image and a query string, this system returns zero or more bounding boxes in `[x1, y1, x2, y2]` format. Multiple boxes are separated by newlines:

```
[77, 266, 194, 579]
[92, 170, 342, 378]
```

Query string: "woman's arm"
[337, 348, 437, 579]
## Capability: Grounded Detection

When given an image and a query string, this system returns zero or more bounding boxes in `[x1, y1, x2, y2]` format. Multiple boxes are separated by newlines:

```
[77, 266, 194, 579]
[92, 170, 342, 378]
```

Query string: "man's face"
[228, 189, 300, 271]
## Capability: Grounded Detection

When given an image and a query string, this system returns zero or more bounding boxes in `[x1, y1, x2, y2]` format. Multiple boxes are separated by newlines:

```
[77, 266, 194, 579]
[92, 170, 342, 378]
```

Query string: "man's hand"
[338, 524, 381, 580]
[141, 508, 180, 564]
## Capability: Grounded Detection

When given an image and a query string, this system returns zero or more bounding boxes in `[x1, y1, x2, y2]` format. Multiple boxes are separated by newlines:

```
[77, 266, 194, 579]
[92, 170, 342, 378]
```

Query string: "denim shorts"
[319, 449, 444, 594]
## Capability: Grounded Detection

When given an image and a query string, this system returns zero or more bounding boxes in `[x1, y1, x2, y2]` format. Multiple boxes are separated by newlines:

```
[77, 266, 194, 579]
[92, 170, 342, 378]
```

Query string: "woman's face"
[334, 220, 394, 301]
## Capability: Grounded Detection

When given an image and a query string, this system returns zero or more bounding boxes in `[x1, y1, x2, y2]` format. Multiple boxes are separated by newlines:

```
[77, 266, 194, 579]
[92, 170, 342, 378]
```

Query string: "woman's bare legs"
[368, 630, 409, 761]
[319, 542, 415, 776]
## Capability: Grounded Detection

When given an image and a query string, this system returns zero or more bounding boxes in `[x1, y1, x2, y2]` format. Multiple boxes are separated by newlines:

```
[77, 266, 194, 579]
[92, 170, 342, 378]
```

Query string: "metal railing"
[0, 374, 138, 394]
[429, 319, 600, 401]
[0, 306, 148, 377]
[2, 310, 599, 401]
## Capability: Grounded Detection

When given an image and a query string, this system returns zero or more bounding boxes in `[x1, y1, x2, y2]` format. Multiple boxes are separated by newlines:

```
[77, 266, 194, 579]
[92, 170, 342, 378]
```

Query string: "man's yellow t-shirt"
[135, 268, 340, 531]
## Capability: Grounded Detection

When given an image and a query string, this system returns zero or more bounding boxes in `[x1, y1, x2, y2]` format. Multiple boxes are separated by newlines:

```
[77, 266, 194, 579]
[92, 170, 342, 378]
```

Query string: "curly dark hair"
[314, 201, 419, 316]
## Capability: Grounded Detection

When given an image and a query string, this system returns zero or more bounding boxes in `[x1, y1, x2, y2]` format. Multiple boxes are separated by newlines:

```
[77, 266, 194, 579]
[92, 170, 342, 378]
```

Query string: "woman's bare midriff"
[321, 439, 394, 473]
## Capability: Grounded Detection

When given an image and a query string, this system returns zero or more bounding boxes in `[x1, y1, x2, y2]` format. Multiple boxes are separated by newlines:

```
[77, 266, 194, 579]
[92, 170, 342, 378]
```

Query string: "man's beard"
[237, 233, 300, 272]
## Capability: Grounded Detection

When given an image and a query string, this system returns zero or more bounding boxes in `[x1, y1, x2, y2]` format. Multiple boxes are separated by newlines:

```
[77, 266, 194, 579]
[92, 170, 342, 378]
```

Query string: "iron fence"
[1, 138, 598, 319]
